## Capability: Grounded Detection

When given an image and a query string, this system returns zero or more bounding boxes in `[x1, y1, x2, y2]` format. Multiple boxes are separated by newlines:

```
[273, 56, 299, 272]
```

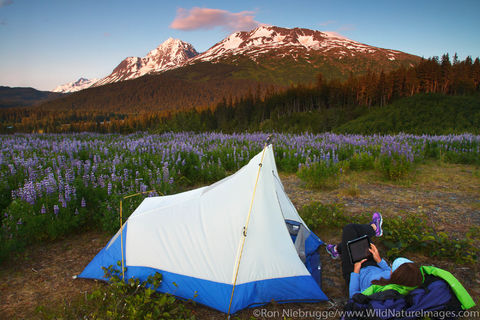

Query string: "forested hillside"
[158, 54, 480, 134]
[0, 87, 64, 108]
[0, 54, 478, 134]
[336, 94, 480, 134]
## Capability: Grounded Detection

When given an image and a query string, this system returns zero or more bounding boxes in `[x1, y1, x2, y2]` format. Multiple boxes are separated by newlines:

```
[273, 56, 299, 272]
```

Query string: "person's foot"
[371, 212, 383, 237]
[326, 244, 339, 259]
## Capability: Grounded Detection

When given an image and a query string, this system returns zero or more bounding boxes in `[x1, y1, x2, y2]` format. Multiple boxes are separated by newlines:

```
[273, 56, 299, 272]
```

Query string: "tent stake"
[227, 141, 270, 316]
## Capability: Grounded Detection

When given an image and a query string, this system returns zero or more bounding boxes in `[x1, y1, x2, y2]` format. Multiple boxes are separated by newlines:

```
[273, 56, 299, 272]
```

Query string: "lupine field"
[1, 132, 479, 261]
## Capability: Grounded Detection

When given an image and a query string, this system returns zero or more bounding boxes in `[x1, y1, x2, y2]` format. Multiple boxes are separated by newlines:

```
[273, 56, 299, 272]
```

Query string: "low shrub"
[380, 213, 478, 264]
[300, 202, 478, 265]
[299, 202, 369, 231]
[378, 153, 413, 180]
[297, 160, 344, 189]
[348, 152, 375, 171]
[0, 199, 88, 261]
[36, 263, 195, 320]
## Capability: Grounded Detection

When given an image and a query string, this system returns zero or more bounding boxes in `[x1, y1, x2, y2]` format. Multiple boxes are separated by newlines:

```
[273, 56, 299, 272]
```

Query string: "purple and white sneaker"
[326, 244, 339, 259]
[371, 212, 383, 237]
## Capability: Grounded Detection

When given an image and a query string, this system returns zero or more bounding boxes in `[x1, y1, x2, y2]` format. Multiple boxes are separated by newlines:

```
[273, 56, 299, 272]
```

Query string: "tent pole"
[227, 141, 270, 317]
[118, 190, 161, 282]
[120, 199, 125, 281]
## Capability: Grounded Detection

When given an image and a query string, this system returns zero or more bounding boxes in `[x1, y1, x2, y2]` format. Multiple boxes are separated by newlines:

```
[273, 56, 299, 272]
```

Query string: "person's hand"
[369, 243, 381, 263]
[353, 259, 367, 273]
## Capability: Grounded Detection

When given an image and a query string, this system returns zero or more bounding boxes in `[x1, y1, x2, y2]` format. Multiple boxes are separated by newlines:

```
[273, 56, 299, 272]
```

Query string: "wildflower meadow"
[1, 132, 479, 261]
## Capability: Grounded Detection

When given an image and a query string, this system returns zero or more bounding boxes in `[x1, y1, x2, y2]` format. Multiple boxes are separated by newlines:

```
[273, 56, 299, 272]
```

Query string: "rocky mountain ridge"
[53, 26, 420, 92]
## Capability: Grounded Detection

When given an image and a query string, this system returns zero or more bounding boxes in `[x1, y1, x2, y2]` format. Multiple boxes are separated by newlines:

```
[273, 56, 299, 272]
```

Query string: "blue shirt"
[349, 259, 391, 298]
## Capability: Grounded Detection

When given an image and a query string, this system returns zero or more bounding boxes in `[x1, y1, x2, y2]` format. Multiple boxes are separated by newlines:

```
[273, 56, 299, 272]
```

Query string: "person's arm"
[369, 243, 391, 270]
[349, 272, 361, 298]
[349, 258, 366, 298]
[377, 259, 390, 271]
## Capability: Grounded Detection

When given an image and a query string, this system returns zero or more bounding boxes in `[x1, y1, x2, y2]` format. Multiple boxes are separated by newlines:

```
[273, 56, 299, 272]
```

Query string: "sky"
[0, 0, 479, 91]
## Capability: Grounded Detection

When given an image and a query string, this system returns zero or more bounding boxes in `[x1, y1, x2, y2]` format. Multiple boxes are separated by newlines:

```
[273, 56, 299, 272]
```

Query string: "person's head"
[371, 258, 423, 287]
[391, 257, 413, 273]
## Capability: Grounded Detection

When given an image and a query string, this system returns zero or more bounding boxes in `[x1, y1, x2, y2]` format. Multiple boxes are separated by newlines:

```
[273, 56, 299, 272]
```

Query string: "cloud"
[170, 7, 263, 32]
[337, 24, 355, 32]
[0, 19, 6, 26]
[0, 0, 13, 8]
[103, 32, 111, 37]
[319, 20, 336, 27]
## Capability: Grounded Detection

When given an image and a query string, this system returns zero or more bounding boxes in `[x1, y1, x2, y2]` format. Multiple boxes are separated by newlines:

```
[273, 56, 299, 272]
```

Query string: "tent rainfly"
[78, 144, 328, 314]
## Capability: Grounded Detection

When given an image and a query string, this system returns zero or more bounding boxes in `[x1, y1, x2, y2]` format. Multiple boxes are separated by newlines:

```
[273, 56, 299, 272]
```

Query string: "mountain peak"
[94, 38, 199, 87]
[89, 25, 417, 89]
[157, 37, 182, 48]
[147, 38, 197, 58]
[191, 25, 404, 64]
[166, 37, 182, 43]
[52, 77, 98, 93]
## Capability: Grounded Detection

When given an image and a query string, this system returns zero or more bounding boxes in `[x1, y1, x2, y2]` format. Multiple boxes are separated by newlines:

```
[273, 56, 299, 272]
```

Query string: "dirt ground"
[0, 162, 479, 319]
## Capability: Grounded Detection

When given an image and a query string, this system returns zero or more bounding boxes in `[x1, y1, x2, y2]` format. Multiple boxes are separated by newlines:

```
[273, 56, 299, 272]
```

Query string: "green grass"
[299, 201, 479, 264]
[336, 93, 480, 135]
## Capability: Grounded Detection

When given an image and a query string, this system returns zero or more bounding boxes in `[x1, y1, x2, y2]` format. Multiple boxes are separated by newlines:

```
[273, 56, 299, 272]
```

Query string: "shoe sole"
[325, 245, 339, 259]
[377, 215, 383, 237]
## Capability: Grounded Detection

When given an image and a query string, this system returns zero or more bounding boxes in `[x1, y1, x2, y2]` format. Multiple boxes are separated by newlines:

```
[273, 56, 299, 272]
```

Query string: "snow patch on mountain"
[190, 25, 406, 64]
[93, 38, 198, 87]
[83, 25, 417, 89]
[52, 77, 99, 93]
[322, 31, 351, 41]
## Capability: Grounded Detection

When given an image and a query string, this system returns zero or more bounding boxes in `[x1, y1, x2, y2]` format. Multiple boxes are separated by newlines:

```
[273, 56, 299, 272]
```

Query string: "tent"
[78, 144, 328, 314]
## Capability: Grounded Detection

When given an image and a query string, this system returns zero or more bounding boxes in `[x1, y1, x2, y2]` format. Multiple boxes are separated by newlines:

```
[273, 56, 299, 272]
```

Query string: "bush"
[299, 202, 369, 231]
[297, 160, 344, 189]
[36, 263, 195, 319]
[0, 199, 87, 261]
[348, 152, 375, 171]
[299, 202, 478, 265]
[381, 213, 478, 264]
[378, 153, 413, 180]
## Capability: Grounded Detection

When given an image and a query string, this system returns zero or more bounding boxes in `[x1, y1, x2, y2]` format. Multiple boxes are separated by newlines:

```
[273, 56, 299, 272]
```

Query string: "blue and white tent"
[79, 144, 328, 314]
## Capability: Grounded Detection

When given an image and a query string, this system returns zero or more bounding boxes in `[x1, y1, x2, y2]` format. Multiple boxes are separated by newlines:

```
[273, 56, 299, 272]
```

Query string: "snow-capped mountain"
[94, 38, 198, 87]
[191, 25, 408, 64]
[60, 26, 419, 91]
[52, 77, 99, 93]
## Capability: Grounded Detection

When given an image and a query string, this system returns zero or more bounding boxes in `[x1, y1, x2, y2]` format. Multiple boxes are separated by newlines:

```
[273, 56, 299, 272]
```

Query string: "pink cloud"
[337, 24, 355, 32]
[170, 7, 263, 32]
[0, 0, 13, 8]
[319, 20, 336, 27]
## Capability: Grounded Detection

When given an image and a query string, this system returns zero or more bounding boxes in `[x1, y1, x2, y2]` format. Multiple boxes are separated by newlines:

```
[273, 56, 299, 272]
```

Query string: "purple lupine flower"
[41, 204, 46, 214]
[59, 193, 67, 208]
[75, 208, 79, 215]
[64, 184, 72, 202]
[81, 197, 86, 208]
[162, 163, 169, 183]
[107, 182, 112, 195]
[53, 205, 59, 216]
[8, 164, 16, 175]
[98, 176, 105, 188]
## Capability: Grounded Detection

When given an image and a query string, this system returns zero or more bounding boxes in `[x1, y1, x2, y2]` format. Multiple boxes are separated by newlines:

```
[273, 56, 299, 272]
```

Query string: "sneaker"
[326, 244, 339, 259]
[371, 212, 383, 237]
